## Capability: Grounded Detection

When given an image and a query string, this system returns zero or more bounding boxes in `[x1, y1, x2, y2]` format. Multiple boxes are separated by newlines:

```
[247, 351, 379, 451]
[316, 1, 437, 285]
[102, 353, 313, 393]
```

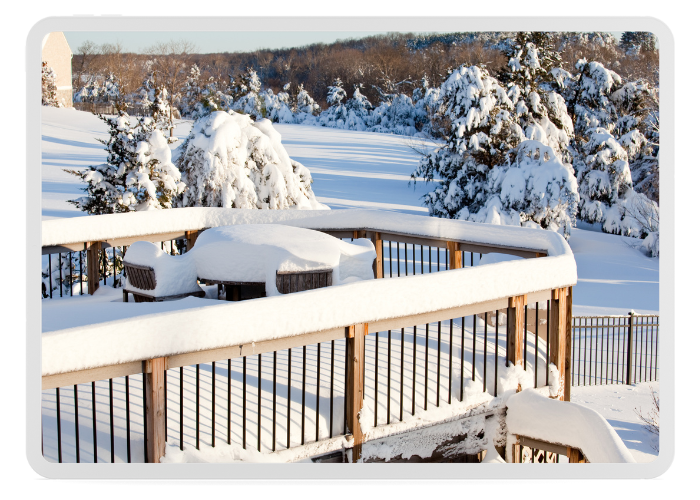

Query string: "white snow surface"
[185, 224, 375, 294]
[506, 389, 636, 463]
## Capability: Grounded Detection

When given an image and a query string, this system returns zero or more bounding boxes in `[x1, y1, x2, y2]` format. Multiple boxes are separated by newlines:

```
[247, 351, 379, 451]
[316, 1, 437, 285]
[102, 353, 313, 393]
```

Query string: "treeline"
[71, 31, 658, 111]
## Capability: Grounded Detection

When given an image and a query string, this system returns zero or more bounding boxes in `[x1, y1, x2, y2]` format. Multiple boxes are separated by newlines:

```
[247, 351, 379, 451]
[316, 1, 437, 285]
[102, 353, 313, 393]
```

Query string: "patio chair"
[123, 262, 206, 303]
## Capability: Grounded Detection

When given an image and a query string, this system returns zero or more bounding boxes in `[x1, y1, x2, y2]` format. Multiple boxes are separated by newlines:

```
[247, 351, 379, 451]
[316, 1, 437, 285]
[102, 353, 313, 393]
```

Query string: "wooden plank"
[167, 327, 346, 369]
[371, 231, 383, 279]
[144, 357, 167, 463]
[86, 241, 101, 295]
[345, 323, 367, 462]
[519, 435, 569, 456]
[368, 297, 509, 334]
[42, 361, 144, 390]
[508, 295, 526, 368]
[564, 286, 573, 402]
[317, 229, 356, 239]
[42, 243, 85, 255]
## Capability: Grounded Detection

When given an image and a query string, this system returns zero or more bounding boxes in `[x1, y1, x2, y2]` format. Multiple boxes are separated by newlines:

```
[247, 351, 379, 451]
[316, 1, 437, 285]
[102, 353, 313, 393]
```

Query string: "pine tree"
[345, 85, 373, 130]
[620, 32, 657, 54]
[411, 65, 524, 219]
[319, 78, 348, 127]
[295, 84, 320, 123]
[65, 111, 185, 214]
[42, 61, 60, 107]
[230, 68, 263, 118]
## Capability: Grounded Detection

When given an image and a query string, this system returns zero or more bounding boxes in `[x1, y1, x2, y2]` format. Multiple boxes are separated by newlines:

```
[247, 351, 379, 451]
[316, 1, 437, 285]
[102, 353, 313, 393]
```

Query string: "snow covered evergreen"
[294, 84, 321, 124]
[42, 61, 61, 107]
[175, 111, 328, 210]
[65, 111, 185, 214]
[319, 78, 348, 128]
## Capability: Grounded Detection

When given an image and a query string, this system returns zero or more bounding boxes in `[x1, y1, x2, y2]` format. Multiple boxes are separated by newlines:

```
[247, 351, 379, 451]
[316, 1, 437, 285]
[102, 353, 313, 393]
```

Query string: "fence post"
[507, 295, 526, 369]
[144, 357, 168, 463]
[345, 323, 367, 462]
[185, 230, 199, 252]
[86, 241, 101, 295]
[448, 241, 462, 270]
[626, 312, 635, 385]
[371, 232, 383, 279]
[549, 288, 568, 400]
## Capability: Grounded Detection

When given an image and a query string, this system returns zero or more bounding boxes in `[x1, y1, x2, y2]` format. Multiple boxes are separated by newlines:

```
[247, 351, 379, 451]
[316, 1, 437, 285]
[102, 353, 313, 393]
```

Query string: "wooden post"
[549, 288, 568, 400]
[507, 295, 526, 368]
[567, 446, 586, 463]
[144, 357, 168, 463]
[371, 232, 383, 279]
[185, 230, 199, 252]
[564, 286, 573, 402]
[86, 241, 101, 295]
[345, 323, 367, 462]
[447, 241, 462, 270]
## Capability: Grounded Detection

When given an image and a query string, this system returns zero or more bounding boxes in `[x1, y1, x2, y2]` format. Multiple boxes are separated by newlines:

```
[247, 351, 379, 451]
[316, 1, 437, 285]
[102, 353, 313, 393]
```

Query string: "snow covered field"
[39, 108, 661, 463]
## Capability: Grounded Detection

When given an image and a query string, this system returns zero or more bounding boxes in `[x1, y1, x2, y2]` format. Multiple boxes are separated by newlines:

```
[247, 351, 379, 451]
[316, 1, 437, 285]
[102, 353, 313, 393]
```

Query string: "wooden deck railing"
[41, 216, 575, 463]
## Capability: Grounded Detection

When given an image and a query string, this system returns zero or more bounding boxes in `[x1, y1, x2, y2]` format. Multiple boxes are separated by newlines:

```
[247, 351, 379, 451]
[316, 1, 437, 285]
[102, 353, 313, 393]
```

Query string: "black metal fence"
[571, 315, 659, 387]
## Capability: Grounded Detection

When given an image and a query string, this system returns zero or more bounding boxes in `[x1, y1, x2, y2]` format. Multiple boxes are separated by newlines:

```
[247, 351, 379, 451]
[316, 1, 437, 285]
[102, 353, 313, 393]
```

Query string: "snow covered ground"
[39, 108, 661, 463]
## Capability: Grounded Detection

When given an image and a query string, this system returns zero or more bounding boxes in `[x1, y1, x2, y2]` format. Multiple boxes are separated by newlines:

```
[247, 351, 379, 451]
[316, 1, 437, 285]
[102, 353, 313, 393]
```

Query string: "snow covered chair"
[123, 241, 205, 303]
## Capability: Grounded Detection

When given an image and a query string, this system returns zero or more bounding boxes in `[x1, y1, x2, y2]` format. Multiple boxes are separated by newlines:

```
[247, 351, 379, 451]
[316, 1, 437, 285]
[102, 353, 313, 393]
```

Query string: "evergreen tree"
[42, 61, 60, 107]
[65, 111, 185, 214]
[175, 111, 326, 210]
[295, 84, 320, 123]
[620, 32, 657, 54]
[345, 85, 373, 131]
[319, 78, 348, 127]
[230, 68, 263, 118]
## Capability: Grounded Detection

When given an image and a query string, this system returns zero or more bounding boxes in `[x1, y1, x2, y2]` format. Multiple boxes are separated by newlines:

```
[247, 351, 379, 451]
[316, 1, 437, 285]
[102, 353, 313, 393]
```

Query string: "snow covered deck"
[41, 208, 585, 463]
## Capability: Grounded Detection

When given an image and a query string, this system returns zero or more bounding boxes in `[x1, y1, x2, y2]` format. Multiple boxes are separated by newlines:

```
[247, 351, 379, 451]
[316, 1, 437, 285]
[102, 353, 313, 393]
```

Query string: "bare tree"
[146, 39, 197, 136]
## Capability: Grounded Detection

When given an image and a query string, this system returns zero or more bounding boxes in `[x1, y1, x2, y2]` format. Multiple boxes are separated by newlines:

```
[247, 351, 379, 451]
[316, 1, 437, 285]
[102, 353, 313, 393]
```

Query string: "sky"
[64, 31, 623, 54]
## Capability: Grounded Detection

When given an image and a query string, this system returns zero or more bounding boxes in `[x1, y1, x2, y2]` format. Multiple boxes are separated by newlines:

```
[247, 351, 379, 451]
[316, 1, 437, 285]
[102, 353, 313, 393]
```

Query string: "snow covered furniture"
[188, 224, 376, 300]
[122, 241, 205, 303]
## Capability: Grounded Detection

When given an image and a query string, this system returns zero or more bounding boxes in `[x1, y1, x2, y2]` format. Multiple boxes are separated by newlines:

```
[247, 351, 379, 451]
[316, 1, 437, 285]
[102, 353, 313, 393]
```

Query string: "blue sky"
[64, 31, 622, 54]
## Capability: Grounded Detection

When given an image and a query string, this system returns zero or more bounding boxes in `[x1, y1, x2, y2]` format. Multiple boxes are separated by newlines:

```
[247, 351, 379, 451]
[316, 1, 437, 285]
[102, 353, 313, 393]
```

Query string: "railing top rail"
[42, 208, 569, 258]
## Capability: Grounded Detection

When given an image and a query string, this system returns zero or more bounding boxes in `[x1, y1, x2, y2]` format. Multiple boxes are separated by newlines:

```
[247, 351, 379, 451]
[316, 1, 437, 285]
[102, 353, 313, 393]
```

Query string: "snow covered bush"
[42, 61, 61, 107]
[262, 88, 295, 124]
[175, 111, 328, 210]
[465, 141, 579, 237]
[65, 111, 185, 214]
[367, 93, 420, 136]
[294, 84, 320, 124]
[319, 78, 348, 128]
[230, 68, 264, 119]
[345, 85, 373, 131]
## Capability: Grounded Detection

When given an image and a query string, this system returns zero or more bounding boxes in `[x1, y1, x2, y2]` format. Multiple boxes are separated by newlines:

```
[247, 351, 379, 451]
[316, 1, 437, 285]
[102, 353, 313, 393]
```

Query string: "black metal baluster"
[48, 254, 52, 298]
[79, 251, 83, 295]
[595, 318, 599, 384]
[258, 355, 262, 451]
[330, 341, 334, 437]
[387, 330, 392, 423]
[412, 326, 417, 416]
[287, 349, 292, 449]
[572, 319, 577, 386]
[109, 378, 114, 463]
[112, 248, 116, 287]
[583, 319, 588, 386]
[103, 249, 107, 285]
[405, 243, 408, 276]
[196, 364, 200, 450]
[400, 328, 405, 421]
[180, 367, 184, 450]
[523, 305, 527, 370]
[73, 385, 80, 463]
[472, 315, 477, 379]
[429, 246, 432, 273]
[92, 381, 97, 463]
[375, 332, 379, 426]
[316, 344, 321, 442]
[448, 319, 453, 404]
[424, 324, 429, 411]
[58, 253, 63, 297]
[56, 388, 62, 463]
[436, 322, 441, 406]
[142, 375, 147, 463]
[421, 245, 424, 274]
[69, 252, 73, 296]
[494, 311, 499, 397]
[243, 357, 247, 449]
[606, 318, 611, 384]
[483, 315, 488, 393]
[212, 362, 216, 447]
[535, 305, 539, 387]
[389, 241, 393, 278]
[273, 351, 277, 450]
[126, 377, 131, 462]
[547, 301, 551, 385]
[460, 316, 465, 401]
[412, 244, 416, 275]
[302, 346, 306, 445]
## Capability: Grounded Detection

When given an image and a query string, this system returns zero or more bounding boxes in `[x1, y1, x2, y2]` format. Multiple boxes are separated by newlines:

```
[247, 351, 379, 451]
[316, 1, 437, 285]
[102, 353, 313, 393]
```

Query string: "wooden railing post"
[144, 357, 168, 463]
[345, 323, 367, 462]
[507, 295, 526, 369]
[564, 286, 573, 402]
[549, 288, 568, 400]
[86, 241, 101, 295]
[371, 232, 383, 279]
[626, 311, 635, 385]
[447, 241, 462, 270]
[185, 230, 199, 252]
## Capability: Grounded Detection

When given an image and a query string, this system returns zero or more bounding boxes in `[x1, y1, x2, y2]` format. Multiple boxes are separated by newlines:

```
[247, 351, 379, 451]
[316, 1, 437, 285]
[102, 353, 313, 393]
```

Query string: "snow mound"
[189, 224, 376, 295]
[123, 241, 203, 298]
[505, 389, 635, 463]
